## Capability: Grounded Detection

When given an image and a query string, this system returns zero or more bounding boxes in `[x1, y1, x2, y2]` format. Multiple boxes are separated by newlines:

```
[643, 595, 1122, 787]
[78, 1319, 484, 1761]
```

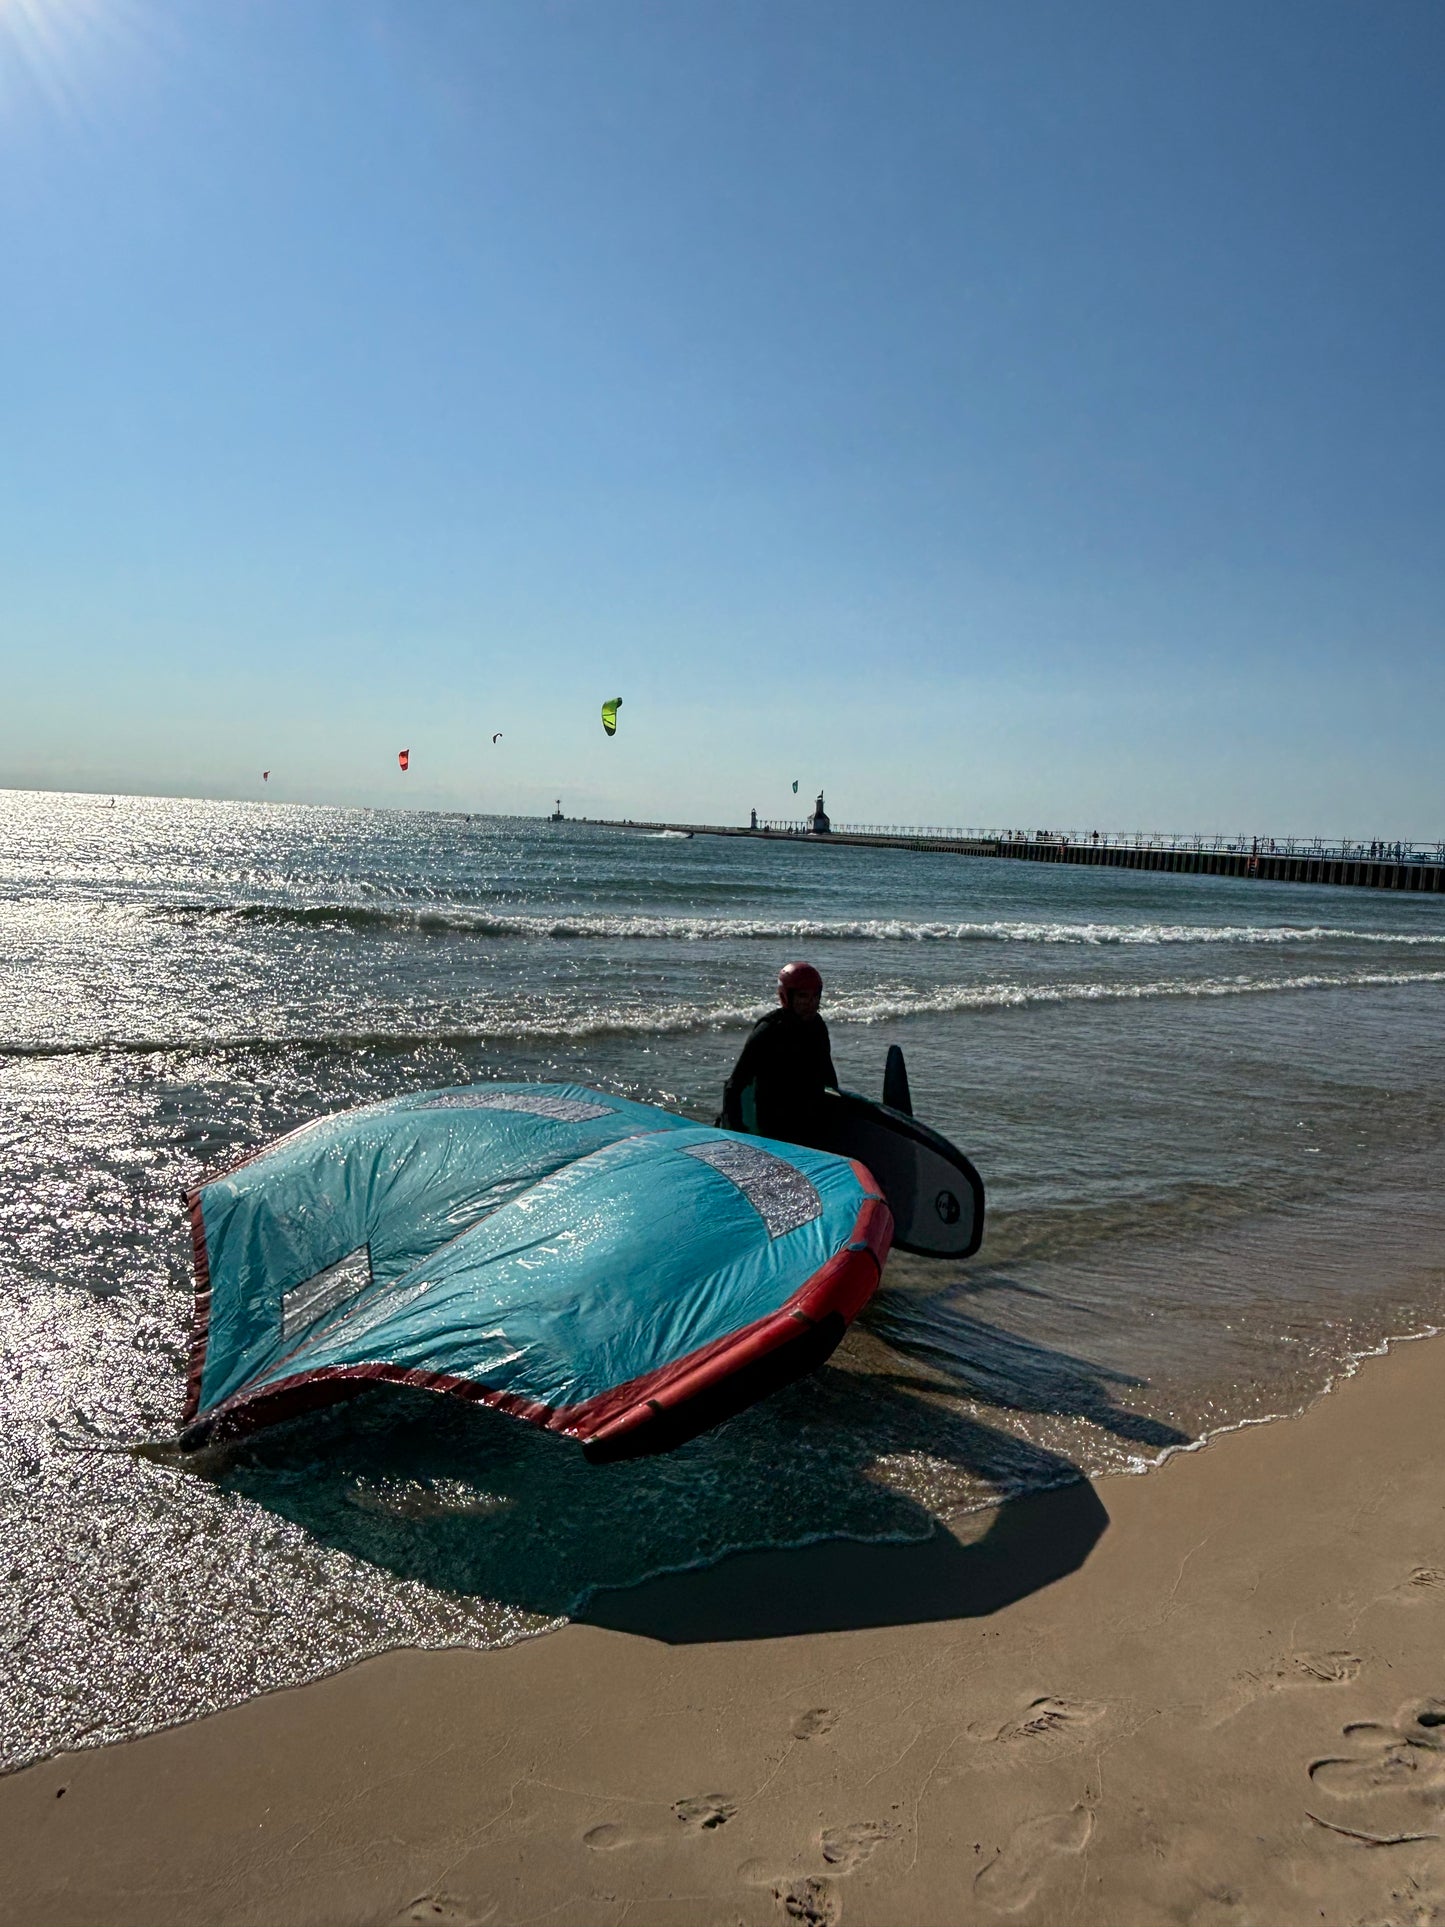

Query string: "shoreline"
[6, 1330, 1445, 1925]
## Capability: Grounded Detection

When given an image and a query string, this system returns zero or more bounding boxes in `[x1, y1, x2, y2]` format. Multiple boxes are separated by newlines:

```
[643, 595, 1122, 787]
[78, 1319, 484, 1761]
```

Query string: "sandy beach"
[3, 1331, 1443, 1927]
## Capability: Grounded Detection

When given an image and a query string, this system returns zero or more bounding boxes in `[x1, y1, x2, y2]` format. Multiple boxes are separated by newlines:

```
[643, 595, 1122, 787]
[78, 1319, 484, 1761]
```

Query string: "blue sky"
[1, 0, 1441, 834]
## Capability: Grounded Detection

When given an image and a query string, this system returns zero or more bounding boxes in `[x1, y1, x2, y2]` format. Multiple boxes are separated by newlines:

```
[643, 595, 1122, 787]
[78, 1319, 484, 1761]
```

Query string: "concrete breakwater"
[583, 820, 1445, 893]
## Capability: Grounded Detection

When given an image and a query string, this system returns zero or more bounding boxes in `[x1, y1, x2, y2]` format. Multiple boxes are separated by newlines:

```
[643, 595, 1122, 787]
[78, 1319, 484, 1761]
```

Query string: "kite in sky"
[792, 780, 799, 793]
[601, 697, 622, 737]
[398, 750, 410, 772]
[492, 733, 503, 744]
[262, 771, 270, 783]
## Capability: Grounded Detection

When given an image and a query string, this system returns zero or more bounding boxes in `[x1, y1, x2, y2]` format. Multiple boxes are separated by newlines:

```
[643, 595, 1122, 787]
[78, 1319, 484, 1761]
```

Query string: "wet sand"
[4, 1333, 1445, 1927]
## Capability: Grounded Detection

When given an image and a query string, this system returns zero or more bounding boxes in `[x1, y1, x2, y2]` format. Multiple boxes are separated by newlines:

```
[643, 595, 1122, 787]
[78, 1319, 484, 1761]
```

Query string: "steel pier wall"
[581, 823, 1445, 893]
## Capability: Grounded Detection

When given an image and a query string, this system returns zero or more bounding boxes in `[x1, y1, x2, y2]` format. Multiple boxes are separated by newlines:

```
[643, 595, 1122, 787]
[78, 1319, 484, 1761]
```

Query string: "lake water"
[2, 788, 1443, 1769]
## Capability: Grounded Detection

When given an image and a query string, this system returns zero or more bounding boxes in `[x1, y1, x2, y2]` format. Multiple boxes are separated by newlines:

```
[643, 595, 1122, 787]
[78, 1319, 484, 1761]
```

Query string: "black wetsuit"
[720, 1007, 839, 1146]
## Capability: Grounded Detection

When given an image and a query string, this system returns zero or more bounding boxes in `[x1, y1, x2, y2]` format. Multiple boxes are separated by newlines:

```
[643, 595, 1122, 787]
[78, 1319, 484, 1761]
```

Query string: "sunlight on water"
[1, 789, 1442, 1769]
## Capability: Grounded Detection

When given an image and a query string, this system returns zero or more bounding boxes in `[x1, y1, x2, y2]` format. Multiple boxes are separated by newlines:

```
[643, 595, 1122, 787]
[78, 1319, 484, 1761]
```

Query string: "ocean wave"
[156, 903, 1445, 946]
[7, 968, 1443, 1059]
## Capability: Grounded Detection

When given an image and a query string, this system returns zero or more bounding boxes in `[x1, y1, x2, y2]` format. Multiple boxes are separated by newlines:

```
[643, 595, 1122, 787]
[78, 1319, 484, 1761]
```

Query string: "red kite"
[398, 749, 410, 772]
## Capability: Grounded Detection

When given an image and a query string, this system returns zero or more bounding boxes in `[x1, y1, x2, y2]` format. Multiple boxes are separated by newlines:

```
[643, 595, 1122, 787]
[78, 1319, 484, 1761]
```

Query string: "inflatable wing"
[181, 1084, 892, 1461]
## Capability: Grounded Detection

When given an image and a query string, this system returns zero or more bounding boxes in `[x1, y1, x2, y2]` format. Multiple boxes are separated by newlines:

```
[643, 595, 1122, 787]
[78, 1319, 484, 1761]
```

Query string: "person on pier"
[719, 961, 839, 1147]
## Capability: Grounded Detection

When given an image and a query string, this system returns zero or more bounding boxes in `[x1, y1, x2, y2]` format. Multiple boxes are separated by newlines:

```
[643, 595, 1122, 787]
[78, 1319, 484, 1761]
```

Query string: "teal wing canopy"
[182, 1084, 892, 1460]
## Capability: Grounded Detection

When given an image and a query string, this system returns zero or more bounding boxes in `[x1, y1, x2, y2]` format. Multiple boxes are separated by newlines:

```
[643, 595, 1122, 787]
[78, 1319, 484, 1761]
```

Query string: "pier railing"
[751, 823, 1445, 862]
[585, 814, 1444, 891]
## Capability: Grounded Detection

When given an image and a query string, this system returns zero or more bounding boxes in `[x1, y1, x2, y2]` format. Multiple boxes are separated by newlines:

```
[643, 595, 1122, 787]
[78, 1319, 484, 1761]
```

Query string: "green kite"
[601, 697, 623, 737]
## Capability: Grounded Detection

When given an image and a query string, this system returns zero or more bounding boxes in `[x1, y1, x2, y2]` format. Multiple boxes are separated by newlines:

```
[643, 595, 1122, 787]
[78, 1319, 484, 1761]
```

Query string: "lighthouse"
[811, 791, 831, 835]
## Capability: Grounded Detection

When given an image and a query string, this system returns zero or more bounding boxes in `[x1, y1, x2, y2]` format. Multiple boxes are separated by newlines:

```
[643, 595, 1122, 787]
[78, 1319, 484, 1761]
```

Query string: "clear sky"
[1, 0, 1441, 835]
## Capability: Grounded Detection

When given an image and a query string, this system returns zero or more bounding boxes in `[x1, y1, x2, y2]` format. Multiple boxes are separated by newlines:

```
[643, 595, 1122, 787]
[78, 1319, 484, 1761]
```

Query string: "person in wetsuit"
[719, 961, 839, 1146]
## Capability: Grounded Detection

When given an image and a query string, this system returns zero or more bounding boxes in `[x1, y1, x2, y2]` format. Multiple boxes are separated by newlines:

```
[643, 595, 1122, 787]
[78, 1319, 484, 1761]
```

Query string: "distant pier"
[582, 818, 1445, 894]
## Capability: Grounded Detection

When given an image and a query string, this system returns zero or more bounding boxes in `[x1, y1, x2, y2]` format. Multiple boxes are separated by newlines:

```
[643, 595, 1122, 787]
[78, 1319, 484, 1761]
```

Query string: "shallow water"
[2, 789, 1443, 1770]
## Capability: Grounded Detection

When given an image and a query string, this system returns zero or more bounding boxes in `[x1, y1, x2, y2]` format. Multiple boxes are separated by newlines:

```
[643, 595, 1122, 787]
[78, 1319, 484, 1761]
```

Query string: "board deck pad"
[816, 1090, 985, 1259]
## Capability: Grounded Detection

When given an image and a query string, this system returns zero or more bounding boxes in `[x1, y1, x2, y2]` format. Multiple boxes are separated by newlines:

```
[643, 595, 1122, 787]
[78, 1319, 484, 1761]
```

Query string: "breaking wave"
[158, 903, 1445, 947]
[7, 967, 1444, 1059]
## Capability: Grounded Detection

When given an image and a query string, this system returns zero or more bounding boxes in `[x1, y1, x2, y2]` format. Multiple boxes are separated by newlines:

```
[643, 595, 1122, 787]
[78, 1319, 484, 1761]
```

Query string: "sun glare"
[0, 0, 147, 122]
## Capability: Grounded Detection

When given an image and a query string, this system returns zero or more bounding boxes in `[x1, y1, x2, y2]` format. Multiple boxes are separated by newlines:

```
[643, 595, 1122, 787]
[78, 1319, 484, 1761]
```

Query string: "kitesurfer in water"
[719, 961, 838, 1146]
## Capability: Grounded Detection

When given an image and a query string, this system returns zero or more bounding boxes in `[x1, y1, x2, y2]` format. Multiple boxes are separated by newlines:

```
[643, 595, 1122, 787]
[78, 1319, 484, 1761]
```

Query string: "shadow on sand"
[189, 1286, 1190, 1641]
[579, 1475, 1109, 1642]
[584, 1284, 1204, 1640]
[865, 1284, 1194, 1455]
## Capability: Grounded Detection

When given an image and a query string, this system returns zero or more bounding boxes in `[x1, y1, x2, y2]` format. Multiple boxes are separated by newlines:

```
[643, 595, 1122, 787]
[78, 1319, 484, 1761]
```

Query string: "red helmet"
[777, 960, 823, 1004]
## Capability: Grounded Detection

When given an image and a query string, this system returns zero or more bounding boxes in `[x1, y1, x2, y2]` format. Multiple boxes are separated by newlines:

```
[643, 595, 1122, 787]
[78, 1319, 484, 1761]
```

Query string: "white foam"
[6, 969, 1442, 1060]
[821, 966, 1445, 1025]
[473, 915, 1445, 946]
[210, 907, 1445, 946]
[545, 967, 1445, 1040]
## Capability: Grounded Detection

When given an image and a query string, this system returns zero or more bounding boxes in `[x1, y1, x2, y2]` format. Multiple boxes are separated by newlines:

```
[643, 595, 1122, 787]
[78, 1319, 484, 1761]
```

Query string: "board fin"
[882, 1045, 913, 1116]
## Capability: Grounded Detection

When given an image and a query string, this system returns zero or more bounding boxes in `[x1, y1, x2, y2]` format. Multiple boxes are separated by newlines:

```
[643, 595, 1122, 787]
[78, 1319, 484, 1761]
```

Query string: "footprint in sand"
[792, 1707, 838, 1741]
[820, 1820, 897, 1872]
[583, 1822, 633, 1852]
[774, 1875, 841, 1924]
[1361, 1873, 1445, 1925]
[738, 1818, 895, 1904]
[393, 1897, 496, 1926]
[1309, 1700, 1445, 1801]
[992, 1696, 1107, 1747]
[1388, 1568, 1445, 1608]
[1286, 1651, 1363, 1686]
[673, 1794, 736, 1831]
[974, 1804, 1095, 1913]
[1212, 1650, 1363, 1725]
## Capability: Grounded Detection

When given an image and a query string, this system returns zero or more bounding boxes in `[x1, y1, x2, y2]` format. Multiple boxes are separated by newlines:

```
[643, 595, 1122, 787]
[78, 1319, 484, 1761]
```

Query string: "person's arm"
[819, 1020, 839, 1091]
[720, 1021, 768, 1128]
